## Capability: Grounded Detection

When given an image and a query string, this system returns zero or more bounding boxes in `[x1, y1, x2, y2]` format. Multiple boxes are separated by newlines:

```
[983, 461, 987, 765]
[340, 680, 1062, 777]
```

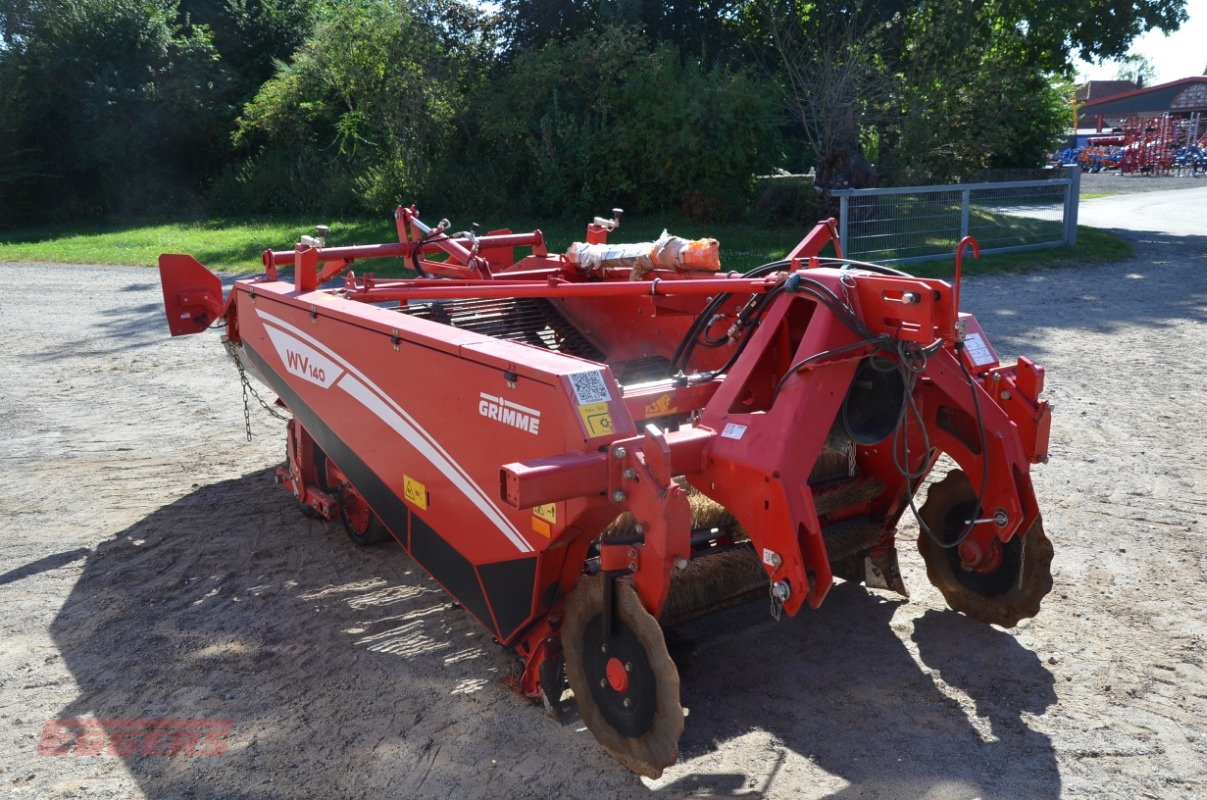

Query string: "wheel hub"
[581, 613, 656, 737]
[605, 656, 629, 693]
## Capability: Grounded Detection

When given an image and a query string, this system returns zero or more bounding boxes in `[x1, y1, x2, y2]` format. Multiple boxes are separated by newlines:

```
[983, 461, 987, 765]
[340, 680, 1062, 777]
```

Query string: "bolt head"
[622, 698, 631, 708]
[622, 468, 638, 480]
[611, 490, 627, 503]
[600, 678, 607, 688]
[600, 644, 608, 654]
[612, 446, 627, 459]
[624, 662, 632, 672]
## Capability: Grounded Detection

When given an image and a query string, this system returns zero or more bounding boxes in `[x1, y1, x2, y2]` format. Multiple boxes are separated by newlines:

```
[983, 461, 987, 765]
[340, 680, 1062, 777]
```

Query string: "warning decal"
[577, 402, 614, 438]
[403, 475, 428, 510]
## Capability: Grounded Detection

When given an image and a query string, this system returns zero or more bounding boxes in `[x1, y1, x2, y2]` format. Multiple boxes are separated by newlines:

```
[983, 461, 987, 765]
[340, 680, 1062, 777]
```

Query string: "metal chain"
[224, 339, 289, 441]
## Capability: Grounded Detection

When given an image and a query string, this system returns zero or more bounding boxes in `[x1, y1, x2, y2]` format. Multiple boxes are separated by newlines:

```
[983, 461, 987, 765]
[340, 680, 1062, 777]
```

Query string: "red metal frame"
[158, 209, 1050, 699]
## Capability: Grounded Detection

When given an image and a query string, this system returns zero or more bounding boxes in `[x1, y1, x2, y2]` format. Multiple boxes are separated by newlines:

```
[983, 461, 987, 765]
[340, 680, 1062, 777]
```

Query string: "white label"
[721, 422, 747, 440]
[567, 370, 611, 404]
[762, 548, 780, 567]
[963, 333, 996, 367]
[264, 326, 344, 388]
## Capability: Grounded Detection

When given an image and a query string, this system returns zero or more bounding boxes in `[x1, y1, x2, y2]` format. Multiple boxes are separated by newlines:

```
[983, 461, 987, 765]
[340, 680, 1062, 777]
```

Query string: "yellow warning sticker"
[533, 503, 557, 524]
[643, 393, 677, 418]
[577, 402, 614, 438]
[403, 475, 428, 510]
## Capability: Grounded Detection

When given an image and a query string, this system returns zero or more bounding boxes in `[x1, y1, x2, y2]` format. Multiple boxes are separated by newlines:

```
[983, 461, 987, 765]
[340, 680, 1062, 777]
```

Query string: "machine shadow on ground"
[49, 470, 1059, 799]
[34, 273, 255, 361]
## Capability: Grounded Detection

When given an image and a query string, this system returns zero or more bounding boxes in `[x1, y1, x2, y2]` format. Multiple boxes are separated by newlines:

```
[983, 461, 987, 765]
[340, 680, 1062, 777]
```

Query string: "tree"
[755, 0, 893, 194]
[227, 0, 490, 214]
[0, 0, 224, 223]
[498, 0, 749, 64]
[467, 25, 781, 219]
[756, 0, 1188, 188]
[1115, 54, 1156, 87]
[880, 1, 1071, 183]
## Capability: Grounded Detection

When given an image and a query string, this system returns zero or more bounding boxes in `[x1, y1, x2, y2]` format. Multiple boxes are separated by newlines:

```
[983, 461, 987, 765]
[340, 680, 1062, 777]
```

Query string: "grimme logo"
[479, 392, 540, 435]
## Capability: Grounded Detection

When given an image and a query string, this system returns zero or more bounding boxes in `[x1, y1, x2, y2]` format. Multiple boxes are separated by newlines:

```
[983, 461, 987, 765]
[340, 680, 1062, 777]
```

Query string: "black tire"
[917, 469, 1054, 627]
[561, 574, 684, 778]
[339, 489, 390, 546]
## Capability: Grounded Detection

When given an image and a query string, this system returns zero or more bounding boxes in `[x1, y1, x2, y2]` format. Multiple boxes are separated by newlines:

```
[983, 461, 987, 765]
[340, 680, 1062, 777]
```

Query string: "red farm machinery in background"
[1081, 112, 1207, 176]
[158, 207, 1054, 776]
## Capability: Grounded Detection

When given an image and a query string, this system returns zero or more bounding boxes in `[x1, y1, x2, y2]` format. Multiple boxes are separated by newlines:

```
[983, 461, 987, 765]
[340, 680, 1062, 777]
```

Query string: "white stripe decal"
[255, 308, 534, 554]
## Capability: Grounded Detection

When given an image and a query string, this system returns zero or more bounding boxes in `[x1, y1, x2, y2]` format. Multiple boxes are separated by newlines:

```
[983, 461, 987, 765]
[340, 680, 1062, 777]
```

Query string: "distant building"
[1076, 80, 1139, 105]
[1078, 77, 1207, 132]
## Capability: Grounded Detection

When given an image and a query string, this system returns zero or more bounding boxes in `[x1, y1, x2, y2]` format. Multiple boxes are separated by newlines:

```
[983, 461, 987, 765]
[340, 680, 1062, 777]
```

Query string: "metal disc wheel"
[918, 469, 1054, 627]
[561, 574, 684, 778]
[339, 489, 390, 546]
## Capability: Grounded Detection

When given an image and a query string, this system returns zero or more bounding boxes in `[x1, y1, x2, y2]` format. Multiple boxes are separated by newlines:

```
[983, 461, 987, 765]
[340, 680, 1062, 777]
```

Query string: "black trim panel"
[478, 557, 538, 641]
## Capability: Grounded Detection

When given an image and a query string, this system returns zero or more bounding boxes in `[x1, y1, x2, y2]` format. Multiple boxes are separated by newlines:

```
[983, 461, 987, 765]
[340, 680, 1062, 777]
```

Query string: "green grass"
[0, 209, 1131, 277]
[841, 200, 1132, 277]
[0, 213, 809, 274]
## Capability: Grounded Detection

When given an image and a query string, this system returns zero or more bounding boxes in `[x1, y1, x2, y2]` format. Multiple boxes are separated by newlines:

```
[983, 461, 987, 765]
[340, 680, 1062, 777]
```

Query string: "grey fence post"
[1063, 164, 1080, 247]
[838, 193, 849, 255]
[960, 190, 971, 239]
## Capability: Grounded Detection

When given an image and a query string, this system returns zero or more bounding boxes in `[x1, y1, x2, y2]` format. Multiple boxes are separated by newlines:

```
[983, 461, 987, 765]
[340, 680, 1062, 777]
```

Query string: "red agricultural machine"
[158, 207, 1053, 776]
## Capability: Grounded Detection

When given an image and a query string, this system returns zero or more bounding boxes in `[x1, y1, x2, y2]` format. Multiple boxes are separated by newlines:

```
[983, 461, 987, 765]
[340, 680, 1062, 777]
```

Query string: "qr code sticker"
[568, 370, 612, 404]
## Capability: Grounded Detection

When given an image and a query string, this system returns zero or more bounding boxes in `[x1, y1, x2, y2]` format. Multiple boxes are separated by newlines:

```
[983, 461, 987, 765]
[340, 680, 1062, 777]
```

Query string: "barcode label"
[963, 333, 996, 367]
[568, 370, 611, 404]
[721, 422, 747, 440]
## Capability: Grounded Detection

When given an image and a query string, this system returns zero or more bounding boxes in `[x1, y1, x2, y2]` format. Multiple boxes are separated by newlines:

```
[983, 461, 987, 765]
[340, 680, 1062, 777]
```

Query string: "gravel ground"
[1079, 170, 1206, 195]
[1, 224, 1204, 799]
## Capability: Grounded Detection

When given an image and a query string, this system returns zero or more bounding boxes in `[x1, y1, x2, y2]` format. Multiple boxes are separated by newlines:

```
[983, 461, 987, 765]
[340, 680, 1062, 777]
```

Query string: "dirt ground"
[1, 225, 1204, 799]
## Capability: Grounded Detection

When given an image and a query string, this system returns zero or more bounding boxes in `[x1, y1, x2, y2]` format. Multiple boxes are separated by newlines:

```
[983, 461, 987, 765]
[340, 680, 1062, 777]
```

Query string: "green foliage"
[498, 0, 749, 65]
[0, 0, 225, 223]
[1114, 54, 1156, 88]
[878, 0, 1072, 184]
[467, 26, 782, 220]
[224, 0, 487, 215]
[0, 0, 1190, 229]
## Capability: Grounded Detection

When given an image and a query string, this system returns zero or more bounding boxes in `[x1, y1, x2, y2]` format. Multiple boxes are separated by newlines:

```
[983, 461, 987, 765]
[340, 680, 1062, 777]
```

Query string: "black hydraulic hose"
[669, 260, 791, 376]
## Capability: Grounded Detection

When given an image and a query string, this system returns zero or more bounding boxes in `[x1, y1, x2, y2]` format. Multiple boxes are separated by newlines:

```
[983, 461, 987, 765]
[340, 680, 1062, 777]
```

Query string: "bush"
[222, 0, 467, 215]
[465, 26, 783, 221]
[753, 175, 819, 225]
[0, 0, 225, 225]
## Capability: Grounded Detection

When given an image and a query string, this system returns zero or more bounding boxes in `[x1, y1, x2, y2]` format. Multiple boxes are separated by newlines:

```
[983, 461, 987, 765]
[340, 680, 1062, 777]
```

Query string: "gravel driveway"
[1, 221, 1204, 798]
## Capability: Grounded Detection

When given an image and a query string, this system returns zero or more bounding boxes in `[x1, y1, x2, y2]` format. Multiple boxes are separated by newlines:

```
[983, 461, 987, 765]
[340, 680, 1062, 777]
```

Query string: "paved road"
[1073, 186, 1206, 236]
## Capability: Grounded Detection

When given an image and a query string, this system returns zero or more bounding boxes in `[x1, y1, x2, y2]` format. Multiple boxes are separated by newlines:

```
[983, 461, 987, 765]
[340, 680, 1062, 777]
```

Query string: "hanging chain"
[224, 339, 289, 441]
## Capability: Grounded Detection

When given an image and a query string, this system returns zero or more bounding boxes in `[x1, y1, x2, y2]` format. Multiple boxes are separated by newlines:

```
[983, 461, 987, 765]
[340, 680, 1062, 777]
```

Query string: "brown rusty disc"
[917, 469, 1054, 627]
[561, 574, 684, 778]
